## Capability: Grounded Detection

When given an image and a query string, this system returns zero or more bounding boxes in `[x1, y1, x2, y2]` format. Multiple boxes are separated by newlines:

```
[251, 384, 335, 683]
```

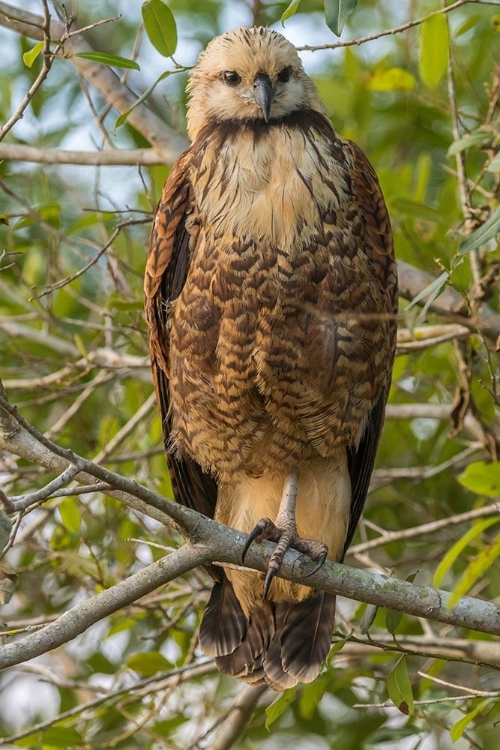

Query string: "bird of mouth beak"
[253, 73, 273, 122]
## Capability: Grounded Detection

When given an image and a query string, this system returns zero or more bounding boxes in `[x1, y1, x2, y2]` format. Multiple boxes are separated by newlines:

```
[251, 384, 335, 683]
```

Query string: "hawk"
[145, 27, 397, 691]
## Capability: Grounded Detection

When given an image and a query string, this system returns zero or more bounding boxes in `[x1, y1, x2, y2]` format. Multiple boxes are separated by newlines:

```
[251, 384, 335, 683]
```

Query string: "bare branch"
[204, 685, 269, 750]
[0, 1, 187, 160]
[0, 143, 167, 165]
[297, 0, 500, 52]
[349, 503, 500, 555]
[0, 0, 54, 142]
[1, 391, 500, 664]
[0, 544, 207, 671]
[5, 459, 85, 512]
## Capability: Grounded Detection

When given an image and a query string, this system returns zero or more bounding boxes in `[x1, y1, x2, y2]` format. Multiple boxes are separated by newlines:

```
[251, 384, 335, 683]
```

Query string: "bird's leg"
[242, 469, 328, 598]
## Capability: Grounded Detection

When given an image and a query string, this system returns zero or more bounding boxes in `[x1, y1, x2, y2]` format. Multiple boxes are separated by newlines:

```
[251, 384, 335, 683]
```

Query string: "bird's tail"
[199, 575, 336, 690]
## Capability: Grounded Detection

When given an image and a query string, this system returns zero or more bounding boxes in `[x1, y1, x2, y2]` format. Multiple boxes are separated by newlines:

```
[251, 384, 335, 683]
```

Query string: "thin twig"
[4, 460, 85, 512]
[0, 0, 55, 141]
[297, 0, 500, 51]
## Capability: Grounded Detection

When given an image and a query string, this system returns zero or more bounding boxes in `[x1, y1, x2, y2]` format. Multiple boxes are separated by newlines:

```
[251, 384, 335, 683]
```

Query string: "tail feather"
[215, 601, 274, 682]
[278, 592, 336, 683]
[199, 576, 336, 691]
[198, 577, 247, 657]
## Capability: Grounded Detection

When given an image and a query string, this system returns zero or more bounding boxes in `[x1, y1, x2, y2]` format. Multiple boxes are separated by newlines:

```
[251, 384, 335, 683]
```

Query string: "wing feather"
[340, 140, 398, 555]
[145, 150, 218, 520]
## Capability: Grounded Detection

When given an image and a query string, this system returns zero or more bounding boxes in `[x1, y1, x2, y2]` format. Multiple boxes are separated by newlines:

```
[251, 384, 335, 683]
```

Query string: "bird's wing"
[144, 150, 218, 520]
[341, 140, 398, 556]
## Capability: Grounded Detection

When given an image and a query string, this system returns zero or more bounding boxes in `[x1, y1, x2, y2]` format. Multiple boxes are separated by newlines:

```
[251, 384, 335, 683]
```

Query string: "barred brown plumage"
[144, 26, 398, 691]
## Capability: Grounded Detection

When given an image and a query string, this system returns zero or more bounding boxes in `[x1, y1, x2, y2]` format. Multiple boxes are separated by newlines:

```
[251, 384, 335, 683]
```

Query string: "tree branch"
[0, 2, 187, 160]
[1, 389, 500, 675]
[0, 0, 54, 142]
[398, 260, 500, 343]
[297, 0, 500, 52]
[0, 143, 168, 165]
[205, 685, 269, 750]
[0, 544, 207, 670]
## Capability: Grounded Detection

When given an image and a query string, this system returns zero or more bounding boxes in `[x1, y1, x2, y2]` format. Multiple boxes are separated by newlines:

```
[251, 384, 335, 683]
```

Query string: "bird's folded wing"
[341, 140, 398, 555]
[144, 150, 218, 520]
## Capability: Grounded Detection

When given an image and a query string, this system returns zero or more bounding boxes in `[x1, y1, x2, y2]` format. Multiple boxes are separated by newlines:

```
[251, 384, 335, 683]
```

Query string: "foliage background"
[0, 0, 499, 748]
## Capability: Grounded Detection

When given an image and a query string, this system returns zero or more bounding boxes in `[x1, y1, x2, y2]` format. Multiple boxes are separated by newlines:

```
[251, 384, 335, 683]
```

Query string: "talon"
[303, 549, 328, 578]
[263, 566, 277, 599]
[242, 518, 274, 563]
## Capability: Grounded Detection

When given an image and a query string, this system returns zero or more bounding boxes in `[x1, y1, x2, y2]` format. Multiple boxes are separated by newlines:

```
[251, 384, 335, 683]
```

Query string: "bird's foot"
[242, 517, 328, 599]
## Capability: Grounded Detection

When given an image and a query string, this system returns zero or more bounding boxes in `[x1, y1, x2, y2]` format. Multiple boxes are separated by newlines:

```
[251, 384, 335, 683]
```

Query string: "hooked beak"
[253, 73, 273, 122]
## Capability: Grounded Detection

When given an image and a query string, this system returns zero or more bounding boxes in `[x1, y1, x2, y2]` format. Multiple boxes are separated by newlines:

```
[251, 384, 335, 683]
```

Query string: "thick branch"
[0, 544, 208, 670]
[1, 395, 500, 666]
[0, 2, 187, 160]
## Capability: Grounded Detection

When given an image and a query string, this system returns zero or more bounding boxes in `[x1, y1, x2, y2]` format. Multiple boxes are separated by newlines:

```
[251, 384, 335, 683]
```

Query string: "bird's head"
[186, 27, 323, 141]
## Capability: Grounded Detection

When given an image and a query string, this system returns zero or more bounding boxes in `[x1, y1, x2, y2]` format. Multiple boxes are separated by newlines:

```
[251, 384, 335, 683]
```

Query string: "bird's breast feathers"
[190, 116, 350, 251]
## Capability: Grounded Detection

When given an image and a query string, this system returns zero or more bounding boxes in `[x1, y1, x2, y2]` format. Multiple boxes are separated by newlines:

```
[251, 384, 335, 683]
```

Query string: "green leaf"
[126, 651, 172, 677]
[386, 608, 403, 635]
[387, 656, 414, 716]
[455, 14, 480, 37]
[74, 334, 88, 357]
[0, 511, 12, 554]
[328, 633, 351, 658]
[107, 294, 143, 312]
[41, 726, 83, 747]
[390, 198, 441, 223]
[152, 715, 189, 736]
[447, 130, 490, 156]
[23, 41, 44, 68]
[368, 726, 421, 744]
[368, 67, 416, 92]
[433, 517, 499, 588]
[360, 603, 378, 633]
[450, 698, 495, 742]
[299, 677, 328, 719]
[449, 533, 500, 608]
[0, 567, 18, 605]
[59, 497, 81, 534]
[459, 207, 500, 253]
[74, 52, 140, 70]
[405, 270, 449, 319]
[488, 154, 500, 172]
[265, 687, 296, 729]
[324, 0, 358, 37]
[142, 0, 177, 57]
[115, 70, 172, 129]
[419, 13, 449, 89]
[281, 0, 302, 24]
[458, 461, 500, 497]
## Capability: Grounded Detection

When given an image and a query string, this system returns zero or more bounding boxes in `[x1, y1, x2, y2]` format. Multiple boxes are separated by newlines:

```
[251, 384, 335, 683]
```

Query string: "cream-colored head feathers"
[187, 27, 323, 142]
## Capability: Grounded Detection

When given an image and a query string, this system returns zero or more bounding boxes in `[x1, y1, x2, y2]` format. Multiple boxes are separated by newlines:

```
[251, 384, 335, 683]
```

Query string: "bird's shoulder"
[334, 136, 398, 309]
[145, 148, 194, 302]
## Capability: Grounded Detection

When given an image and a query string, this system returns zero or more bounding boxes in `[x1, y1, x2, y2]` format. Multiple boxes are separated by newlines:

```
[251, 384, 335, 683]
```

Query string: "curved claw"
[263, 566, 276, 599]
[303, 550, 328, 578]
[242, 523, 266, 564]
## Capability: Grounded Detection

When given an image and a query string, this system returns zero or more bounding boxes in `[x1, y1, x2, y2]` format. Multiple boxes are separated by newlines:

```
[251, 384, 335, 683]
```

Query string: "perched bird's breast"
[190, 125, 348, 251]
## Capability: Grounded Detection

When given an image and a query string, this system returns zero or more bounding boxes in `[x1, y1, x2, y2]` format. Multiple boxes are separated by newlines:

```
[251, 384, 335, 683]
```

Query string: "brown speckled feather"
[145, 26, 397, 691]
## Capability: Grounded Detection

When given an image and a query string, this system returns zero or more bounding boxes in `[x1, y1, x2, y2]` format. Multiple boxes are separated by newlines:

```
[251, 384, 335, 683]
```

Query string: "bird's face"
[187, 27, 321, 141]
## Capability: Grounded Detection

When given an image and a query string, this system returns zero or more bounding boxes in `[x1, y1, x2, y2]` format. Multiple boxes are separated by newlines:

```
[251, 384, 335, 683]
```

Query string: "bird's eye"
[277, 66, 292, 83]
[223, 71, 241, 86]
